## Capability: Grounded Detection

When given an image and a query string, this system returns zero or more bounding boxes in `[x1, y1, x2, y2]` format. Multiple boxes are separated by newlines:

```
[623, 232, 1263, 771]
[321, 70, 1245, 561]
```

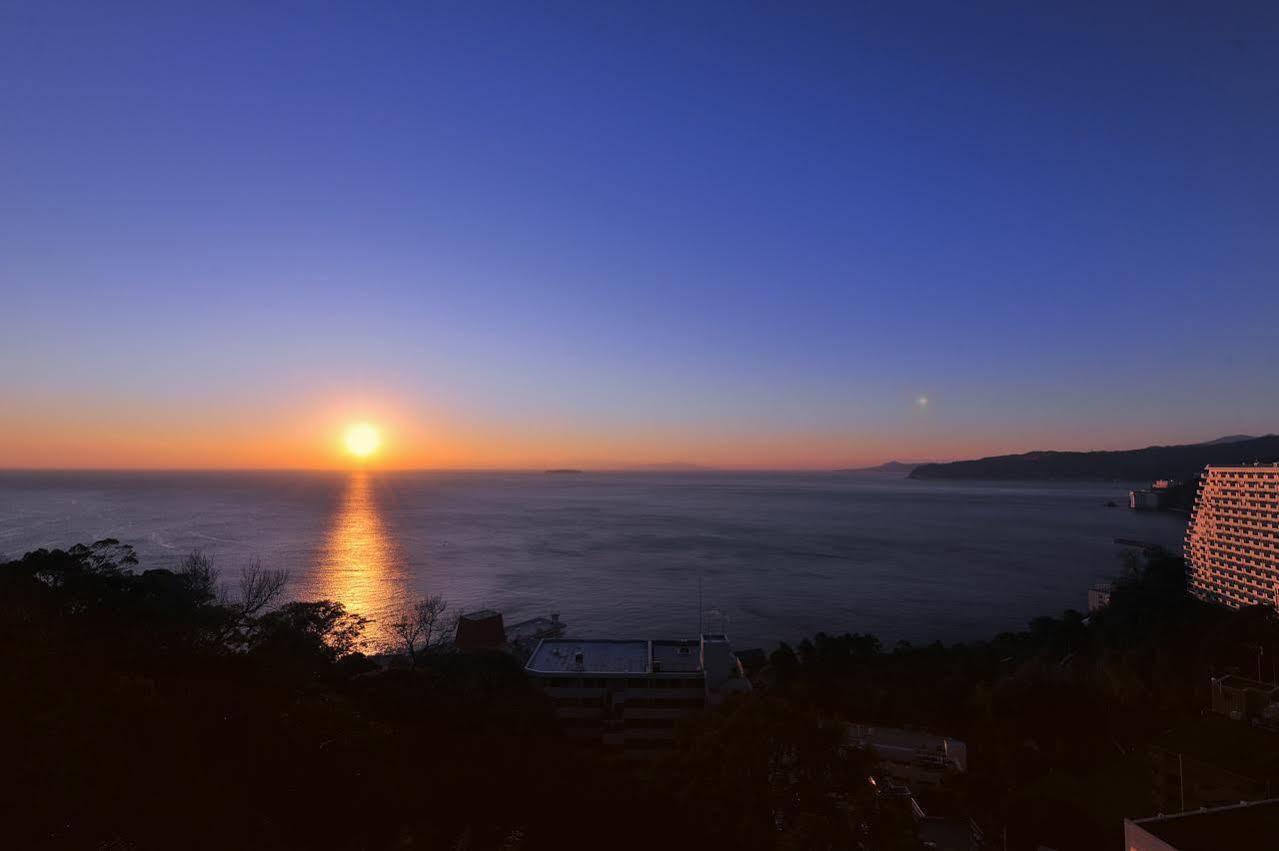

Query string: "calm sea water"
[0, 471, 1187, 649]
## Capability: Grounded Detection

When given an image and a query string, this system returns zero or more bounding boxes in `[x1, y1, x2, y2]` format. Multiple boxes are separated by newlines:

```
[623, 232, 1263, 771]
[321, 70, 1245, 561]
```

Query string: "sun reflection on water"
[316, 471, 407, 646]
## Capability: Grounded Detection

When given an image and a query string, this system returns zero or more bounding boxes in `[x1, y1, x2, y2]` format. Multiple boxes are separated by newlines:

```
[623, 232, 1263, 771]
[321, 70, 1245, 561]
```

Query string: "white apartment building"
[524, 633, 750, 752]
[1185, 464, 1279, 610]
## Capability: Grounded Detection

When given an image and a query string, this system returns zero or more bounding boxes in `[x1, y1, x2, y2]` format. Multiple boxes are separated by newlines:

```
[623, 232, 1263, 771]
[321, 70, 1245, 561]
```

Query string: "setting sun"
[344, 423, 381, 459]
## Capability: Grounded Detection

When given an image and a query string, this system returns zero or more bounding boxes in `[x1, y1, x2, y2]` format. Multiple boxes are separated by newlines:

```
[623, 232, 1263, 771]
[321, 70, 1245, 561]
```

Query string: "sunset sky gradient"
[3, 3, 1277, 469]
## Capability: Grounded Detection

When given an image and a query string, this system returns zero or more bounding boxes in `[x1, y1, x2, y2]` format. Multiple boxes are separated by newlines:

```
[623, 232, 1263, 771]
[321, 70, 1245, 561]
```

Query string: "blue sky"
[2, 2, 1277, 467]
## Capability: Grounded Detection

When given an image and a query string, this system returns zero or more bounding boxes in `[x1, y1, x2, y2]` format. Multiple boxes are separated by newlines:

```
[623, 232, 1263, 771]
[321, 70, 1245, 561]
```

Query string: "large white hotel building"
[1185, 464, 1279, 610]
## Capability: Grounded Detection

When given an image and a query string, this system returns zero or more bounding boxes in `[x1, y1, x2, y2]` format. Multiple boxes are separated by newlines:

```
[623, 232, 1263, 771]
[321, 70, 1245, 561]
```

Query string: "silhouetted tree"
[387, 593, 450, 667]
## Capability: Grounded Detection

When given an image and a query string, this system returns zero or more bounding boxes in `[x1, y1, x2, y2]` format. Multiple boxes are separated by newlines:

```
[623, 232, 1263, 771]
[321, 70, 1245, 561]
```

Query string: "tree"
[176, 549, 219, 604]
[660, 694, 899, 849]
[235, 561, 289, 619]
[250, 600, 369, 669]
[388, 594, 451, 667]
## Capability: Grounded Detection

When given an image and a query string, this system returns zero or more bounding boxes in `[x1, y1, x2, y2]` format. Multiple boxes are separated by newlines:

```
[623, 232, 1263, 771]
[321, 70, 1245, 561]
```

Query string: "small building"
[1130, 488, 1168, 511]
[1088, 582, 1113, 612]
[1124, 797, 1279, 851]
[454, 609, 506, 652]
[845, 724, 967, 789]
[1210, 674, 1279, 723]
[525, 633, 751, 753]
[1129, 479, 1184, 511]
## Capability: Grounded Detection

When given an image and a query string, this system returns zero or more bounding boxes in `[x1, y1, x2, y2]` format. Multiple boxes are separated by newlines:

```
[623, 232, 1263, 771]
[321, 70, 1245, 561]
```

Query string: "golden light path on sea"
[315, 471, 407, 648]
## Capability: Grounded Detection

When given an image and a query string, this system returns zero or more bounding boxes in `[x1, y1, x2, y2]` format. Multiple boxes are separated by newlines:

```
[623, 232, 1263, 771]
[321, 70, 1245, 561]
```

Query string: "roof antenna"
[698, 574, 703, 637]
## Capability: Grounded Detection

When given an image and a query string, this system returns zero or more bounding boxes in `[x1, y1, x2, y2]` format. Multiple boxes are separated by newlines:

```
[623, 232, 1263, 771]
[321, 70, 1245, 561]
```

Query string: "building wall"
[1131, 489, 1166, 511]
[532, 673, 705, 751]
[1088, 584, 1112, 612]
[1122, 820, 1181, 851]
[1185, 466, 1279, 610]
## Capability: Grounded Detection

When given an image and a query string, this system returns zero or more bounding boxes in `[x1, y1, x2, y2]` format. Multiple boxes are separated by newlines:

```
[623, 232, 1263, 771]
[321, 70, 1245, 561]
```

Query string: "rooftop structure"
[1124, 798, 1279, 851]
[650, 639, 702, 673]
[454, 609, 505, 652]
[1211, 674, 1279, 724]
[504, 613, 565, 647]
[526, 639, 651, 674]
[845, 724, 967, 789]
[1185, 464, 1279, 610]
[525, 633, 751, 753]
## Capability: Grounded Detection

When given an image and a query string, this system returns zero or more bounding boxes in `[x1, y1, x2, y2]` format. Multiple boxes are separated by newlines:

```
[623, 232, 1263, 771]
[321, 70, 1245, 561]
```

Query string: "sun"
[344, 422, 381, 459]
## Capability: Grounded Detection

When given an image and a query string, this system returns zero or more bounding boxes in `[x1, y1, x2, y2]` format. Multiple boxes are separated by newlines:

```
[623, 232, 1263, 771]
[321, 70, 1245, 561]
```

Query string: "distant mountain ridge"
[908, 435, 1279, 481]
[1198, 434, 1257, 446]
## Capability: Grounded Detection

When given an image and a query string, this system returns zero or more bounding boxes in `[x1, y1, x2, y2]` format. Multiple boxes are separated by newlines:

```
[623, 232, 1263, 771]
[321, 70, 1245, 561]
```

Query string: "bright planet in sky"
[344, 423, 381, 458]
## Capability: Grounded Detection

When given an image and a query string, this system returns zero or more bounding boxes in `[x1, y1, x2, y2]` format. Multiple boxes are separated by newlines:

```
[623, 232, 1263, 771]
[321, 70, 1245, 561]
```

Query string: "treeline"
[0, 541, 906, 850]
[764, 549, 1279, 848]
[6, 541, 1275, 849]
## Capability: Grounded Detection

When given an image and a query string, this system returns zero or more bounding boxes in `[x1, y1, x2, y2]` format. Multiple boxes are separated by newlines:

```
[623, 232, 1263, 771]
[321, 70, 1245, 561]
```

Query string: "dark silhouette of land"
[910, 434, 1279, 481]
[835, 460, 920, 475]
[5, 540, 1277, 849]
[1200, 434, 1257, 445]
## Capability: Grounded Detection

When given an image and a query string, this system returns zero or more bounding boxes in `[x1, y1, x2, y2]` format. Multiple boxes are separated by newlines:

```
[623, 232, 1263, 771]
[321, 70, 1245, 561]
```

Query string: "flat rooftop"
[527, 640, 651, 674]
[1216, 674, 1279, 691]
[459, 609, 501, 622]
[651, 640, 701, 673]
[526, 638, 711, 675]
[1153, 716, 1279, 778]
[1131, 798, 1279, 851]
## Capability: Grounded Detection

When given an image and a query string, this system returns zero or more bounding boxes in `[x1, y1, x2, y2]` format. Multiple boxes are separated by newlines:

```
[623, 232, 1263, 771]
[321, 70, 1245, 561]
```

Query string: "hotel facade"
[1185, 464, 1279, 610]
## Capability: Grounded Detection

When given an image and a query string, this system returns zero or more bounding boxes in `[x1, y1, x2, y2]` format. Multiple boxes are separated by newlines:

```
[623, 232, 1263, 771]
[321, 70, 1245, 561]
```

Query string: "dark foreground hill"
[909, 435, 1279, 481]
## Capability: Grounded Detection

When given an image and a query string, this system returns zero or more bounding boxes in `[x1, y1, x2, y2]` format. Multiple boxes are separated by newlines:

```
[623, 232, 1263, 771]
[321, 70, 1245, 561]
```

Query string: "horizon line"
[0, 464, 931, 474]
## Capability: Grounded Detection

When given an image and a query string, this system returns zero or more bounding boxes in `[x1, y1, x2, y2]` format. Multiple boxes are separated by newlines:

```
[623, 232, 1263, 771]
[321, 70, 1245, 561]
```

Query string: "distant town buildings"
[524, 633, 751, 753]
[1130, 477, 1201, 512]
[1130, 486, 1170, 511]
[1185, 464, 1279, 610]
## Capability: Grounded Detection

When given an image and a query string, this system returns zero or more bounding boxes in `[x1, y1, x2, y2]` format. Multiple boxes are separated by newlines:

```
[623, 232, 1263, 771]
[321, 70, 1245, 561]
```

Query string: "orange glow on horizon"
[0, 396, 1213, 471]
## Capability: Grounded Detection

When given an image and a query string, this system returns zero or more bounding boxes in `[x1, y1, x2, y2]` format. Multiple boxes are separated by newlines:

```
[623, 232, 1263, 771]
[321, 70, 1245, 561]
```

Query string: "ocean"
[0, 470, 1188, 650]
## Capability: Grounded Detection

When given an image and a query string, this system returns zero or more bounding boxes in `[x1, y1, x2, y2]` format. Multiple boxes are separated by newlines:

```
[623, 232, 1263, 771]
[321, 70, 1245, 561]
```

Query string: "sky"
[2, 2, 1277, 469]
